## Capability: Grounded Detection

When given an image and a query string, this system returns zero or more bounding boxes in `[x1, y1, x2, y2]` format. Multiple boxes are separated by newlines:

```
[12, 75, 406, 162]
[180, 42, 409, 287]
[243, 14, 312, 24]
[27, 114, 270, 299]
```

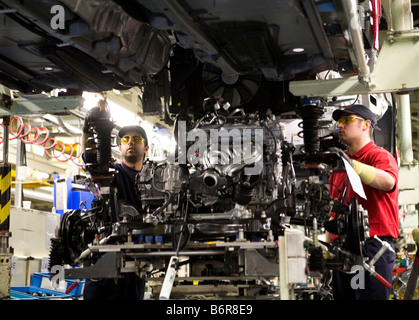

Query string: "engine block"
[135, 112, 287, 243]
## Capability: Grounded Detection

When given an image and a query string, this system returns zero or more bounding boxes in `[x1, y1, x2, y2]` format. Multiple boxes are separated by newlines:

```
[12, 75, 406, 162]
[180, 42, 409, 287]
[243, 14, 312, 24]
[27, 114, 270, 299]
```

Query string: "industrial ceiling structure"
[0, 0, 419, 302]
[0, 0, 416, 210]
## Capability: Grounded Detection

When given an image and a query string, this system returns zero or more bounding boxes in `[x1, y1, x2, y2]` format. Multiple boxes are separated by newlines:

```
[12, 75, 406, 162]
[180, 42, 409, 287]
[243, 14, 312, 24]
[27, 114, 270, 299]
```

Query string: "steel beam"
[290, 31, 419, 97]
[0, 96, 84, 116]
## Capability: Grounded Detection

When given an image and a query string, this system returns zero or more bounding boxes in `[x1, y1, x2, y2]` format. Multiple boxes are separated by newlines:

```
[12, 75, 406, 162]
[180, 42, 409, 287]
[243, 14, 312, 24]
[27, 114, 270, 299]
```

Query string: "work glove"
[328, 147, 376, 184]
[82, 100, 111, 133]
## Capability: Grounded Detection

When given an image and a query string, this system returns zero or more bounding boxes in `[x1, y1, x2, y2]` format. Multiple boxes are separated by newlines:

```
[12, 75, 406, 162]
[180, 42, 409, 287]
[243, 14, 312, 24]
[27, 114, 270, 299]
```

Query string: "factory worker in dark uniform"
[81, 102, 149, 300]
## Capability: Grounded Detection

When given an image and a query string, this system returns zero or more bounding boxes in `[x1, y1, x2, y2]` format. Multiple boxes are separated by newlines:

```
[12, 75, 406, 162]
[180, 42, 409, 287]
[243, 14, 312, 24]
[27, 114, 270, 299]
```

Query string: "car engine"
[49, 100, 372, 299]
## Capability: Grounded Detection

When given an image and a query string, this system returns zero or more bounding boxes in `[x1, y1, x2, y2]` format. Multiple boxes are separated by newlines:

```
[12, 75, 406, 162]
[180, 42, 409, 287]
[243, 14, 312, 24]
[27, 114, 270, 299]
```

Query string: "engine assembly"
[49, 100, 373, 299]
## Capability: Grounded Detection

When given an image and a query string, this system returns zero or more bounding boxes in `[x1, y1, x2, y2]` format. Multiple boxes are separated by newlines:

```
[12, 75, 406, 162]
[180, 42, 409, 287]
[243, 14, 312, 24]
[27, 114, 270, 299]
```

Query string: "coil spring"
[296, 103, 324, 155]
[85, 118, 114, 168]
[0, 117, 82, 165]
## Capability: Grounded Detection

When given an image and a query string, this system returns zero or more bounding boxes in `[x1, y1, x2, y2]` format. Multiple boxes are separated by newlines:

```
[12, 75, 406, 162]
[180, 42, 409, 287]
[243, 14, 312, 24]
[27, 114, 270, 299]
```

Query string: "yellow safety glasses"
[121, 135, 145, 145]
[337, 115, 365, 125]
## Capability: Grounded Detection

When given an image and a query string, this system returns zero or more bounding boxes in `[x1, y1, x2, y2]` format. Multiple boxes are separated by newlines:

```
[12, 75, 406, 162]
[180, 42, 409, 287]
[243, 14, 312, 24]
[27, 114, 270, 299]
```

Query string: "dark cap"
[332, 104, 377, 127]
[118, 125, 148, 146]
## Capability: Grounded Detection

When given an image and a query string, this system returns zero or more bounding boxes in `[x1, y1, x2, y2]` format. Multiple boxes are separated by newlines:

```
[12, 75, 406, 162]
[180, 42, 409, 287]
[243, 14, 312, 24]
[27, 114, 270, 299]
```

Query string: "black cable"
[174, 192, 190, 255]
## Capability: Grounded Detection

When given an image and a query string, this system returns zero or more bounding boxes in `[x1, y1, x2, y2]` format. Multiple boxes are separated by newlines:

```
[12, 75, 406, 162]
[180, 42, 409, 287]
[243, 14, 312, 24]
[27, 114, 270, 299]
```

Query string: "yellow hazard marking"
[0, 167, 11, 225]
[0, 201, 11, 224]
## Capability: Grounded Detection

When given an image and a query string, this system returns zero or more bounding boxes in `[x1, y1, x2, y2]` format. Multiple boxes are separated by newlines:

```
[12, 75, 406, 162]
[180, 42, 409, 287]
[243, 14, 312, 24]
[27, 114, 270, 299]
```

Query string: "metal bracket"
[64, 252, 122, 279]
[244, 249, 278, 276]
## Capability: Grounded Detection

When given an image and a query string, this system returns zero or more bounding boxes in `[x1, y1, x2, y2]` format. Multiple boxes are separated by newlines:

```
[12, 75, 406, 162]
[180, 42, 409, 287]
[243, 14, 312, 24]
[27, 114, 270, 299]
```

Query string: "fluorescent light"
[293, 48, 305, 53]
[82, 91, 102, 110]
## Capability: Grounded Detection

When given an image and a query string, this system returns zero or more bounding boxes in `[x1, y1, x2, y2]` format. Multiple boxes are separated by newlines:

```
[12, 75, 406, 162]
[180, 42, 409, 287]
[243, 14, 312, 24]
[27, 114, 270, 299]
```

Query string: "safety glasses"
[337, 115, 365, 125]
[121, 135, 144, 145]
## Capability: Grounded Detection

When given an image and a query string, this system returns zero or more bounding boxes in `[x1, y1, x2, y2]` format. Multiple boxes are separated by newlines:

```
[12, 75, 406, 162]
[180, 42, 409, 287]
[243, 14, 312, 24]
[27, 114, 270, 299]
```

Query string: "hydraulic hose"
[0, 117, 82, 164]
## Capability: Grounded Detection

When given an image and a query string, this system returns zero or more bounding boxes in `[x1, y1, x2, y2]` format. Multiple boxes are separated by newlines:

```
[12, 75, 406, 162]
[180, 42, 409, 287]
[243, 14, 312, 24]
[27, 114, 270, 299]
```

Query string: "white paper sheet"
[342, 157, 367, 200]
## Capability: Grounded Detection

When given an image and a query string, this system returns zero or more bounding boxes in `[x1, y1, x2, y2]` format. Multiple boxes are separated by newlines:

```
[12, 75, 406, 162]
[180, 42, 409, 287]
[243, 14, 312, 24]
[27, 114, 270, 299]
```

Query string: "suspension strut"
[84, 116, 115, 223]
[296, 103, 324, 156]
[84, 117, 115, 175]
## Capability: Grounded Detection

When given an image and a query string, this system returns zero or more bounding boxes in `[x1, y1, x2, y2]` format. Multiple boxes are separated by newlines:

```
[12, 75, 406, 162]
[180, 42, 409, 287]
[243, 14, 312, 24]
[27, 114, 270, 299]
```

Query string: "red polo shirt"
[329, 141, 399, 239]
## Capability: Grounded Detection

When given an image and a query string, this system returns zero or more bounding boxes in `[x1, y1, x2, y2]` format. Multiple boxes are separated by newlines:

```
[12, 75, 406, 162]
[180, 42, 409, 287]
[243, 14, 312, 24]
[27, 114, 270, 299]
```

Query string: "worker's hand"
[329, 147, 378, 185]
[83, 100, 111, 133]
[328, 147, 352, 166]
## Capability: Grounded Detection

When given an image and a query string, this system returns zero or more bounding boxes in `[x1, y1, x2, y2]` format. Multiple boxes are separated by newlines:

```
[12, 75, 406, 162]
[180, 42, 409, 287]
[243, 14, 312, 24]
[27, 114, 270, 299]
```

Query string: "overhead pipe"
[341, 0, 371, 84]
[56, 116, 82, 137]
[388, 0, 414, 163]
[399, 94, 414, 164]
[390, 0, 413, 31]
[391, 0, 415, 164]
